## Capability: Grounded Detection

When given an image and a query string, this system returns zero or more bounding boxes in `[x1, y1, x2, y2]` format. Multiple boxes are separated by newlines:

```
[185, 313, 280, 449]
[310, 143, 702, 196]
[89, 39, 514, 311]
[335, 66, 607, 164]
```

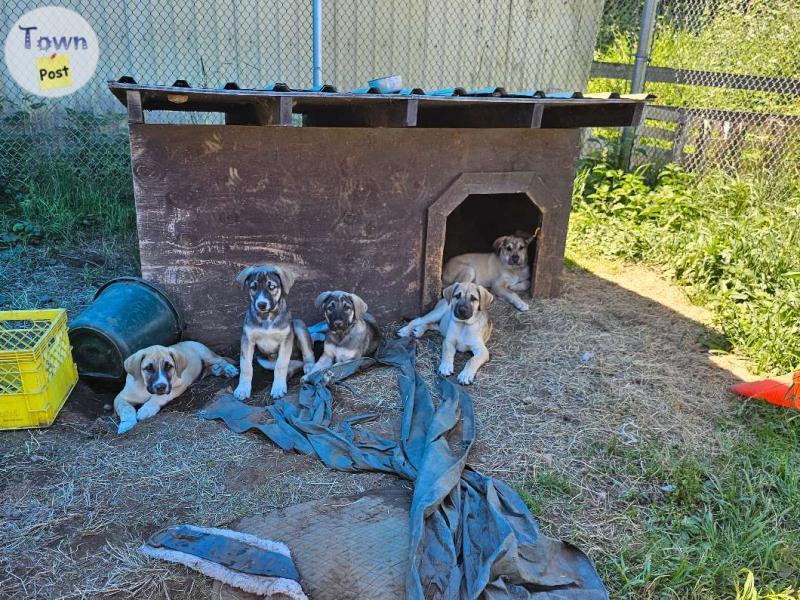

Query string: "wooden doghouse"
[109, 81, 647, 352]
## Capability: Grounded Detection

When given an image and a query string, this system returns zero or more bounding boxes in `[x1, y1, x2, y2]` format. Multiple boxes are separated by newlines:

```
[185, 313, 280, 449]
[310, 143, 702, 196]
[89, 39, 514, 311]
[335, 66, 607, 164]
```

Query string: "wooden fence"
[590, 61, 800, 171]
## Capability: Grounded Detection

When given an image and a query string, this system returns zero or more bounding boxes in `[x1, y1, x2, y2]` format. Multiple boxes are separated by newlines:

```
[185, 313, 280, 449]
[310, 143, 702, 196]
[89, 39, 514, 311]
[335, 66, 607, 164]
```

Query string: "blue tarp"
[201, 338, 607, 599]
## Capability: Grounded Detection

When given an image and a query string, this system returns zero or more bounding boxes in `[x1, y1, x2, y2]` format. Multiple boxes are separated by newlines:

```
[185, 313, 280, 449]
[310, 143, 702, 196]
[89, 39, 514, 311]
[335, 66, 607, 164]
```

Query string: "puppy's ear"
[169, 348, 189, 379]
[527, 227, 541, 245]
[477, 286, 494, 311]
[442, 283, 458, 302]
[492, 236, 506, 253]
[315, 291, 334, 307]
[235, 266, 256, 287]
[349, 293, 368, 320]
[123, 349, 146, 382]
[274, 266, 296, 295]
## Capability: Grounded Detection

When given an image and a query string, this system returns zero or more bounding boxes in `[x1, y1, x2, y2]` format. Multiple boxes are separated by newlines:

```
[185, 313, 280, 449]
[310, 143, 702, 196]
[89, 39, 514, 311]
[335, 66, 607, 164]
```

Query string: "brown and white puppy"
[304, 291, 381, 378]
[441, 229, 539, 311]
[114, 341, 238, 434]
[233, 265, 314, 401]
[398, 282, 493, 385]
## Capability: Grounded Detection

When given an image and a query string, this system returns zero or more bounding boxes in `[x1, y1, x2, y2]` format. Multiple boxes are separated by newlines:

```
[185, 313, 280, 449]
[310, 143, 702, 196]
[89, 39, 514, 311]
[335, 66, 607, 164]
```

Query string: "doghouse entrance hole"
[443, 192, 542, 277]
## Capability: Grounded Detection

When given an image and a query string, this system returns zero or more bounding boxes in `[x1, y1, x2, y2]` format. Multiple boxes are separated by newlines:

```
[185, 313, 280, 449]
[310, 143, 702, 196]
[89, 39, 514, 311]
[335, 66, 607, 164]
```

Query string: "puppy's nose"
[154, 383, 167, 394]
[333, 320, 345, 329]
[455, 305, 470, 318]
[510, 255, 520, 264]
[256, 301, 268, 311]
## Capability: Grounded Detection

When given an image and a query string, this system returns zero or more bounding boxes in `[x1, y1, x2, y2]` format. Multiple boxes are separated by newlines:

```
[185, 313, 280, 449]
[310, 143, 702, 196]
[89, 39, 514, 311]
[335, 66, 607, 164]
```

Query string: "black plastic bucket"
[69, 277, 184, 381]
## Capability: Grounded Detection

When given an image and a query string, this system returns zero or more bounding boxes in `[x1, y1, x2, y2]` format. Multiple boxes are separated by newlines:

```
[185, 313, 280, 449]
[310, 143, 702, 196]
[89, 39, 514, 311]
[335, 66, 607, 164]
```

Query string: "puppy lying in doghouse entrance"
[114, 341, 238, 434]
[304, 291, 381, 378]
[443, 228, 539, 311]
[233, 265, 315, 401]
[399, 282, 493, 384]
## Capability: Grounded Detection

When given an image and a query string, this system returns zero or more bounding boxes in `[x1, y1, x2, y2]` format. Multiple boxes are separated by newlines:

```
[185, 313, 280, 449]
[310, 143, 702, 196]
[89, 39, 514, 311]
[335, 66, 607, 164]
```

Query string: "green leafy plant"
[571, 152, 800, 374]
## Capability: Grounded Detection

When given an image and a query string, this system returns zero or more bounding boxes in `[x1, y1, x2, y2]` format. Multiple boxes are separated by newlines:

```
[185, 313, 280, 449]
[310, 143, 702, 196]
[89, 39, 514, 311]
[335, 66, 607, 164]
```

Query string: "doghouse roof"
[109, 78, 651, 129]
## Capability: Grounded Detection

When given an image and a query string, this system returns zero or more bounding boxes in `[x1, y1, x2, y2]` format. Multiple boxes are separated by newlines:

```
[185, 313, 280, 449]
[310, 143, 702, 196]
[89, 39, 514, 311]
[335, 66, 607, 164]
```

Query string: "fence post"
[620, 0, 659, 169]
[312, 0, 322, 87]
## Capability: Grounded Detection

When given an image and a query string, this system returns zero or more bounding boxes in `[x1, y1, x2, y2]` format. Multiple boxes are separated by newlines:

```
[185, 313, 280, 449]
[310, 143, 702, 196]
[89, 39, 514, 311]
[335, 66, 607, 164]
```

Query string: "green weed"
[0, 95, 135, 242]
[570, 151, 800, 374]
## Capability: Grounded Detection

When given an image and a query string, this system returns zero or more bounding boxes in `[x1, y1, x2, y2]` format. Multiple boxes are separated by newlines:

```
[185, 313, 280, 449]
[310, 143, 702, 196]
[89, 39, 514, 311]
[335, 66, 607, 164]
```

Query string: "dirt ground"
[0, 241, 753, 598]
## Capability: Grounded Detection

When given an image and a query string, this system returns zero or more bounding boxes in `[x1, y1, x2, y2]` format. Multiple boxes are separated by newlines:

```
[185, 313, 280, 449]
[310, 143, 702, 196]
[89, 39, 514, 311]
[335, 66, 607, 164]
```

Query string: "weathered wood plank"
[591, 61, 800, 96]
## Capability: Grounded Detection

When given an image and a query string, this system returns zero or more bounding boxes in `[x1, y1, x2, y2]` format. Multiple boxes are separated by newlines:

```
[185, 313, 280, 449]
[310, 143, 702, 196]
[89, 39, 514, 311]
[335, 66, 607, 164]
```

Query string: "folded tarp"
[201, 338, 607, 599]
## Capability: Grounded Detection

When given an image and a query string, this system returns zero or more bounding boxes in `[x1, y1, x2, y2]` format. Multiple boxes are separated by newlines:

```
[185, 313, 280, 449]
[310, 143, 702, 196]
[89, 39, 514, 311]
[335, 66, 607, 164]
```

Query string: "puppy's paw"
[221, 363, 239, 378]
[303, 362, 315, 375]
[270, 380, 288, 399]
[457, 370, 476, 385]
[117, 419, 137, 434]
[233, 384, 251, 401]
[411, 324, 429, 338]
[397, 324, 412, 338]
[515, 301, 530, 312]
[136, 402, 160, 421]
[438, 362, 454, 377]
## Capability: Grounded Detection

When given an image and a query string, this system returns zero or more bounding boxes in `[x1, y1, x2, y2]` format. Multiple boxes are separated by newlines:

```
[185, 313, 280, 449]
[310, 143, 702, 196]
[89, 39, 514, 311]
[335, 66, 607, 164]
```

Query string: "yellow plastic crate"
[0, 309, 78, 429]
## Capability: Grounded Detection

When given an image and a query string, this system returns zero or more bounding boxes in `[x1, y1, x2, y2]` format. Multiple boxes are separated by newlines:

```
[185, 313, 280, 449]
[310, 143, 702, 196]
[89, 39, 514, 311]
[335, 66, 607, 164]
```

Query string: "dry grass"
[0, 246, 754, 598]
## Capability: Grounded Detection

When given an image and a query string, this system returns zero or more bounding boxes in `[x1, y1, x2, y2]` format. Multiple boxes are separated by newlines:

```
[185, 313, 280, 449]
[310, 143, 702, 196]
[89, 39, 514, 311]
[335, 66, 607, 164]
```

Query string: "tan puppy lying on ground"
[443, 229, 539, 311]
[398, 282, 493, 385]
[114, 341, 238, 434]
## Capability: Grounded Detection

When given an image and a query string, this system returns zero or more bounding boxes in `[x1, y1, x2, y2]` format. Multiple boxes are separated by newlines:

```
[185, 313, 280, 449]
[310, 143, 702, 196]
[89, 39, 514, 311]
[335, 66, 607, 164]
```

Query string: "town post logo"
[4, 6, 99, 98]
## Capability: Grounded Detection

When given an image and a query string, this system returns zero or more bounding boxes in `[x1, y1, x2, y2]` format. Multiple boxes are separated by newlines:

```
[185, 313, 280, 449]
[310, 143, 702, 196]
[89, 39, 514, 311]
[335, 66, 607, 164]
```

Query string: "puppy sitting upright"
[443, 229, 539, 311]
[305, 291, 381, 377]
[115, 341, 238, 434]
[233, 265, 314, 401]
[399, 282, 493, 385]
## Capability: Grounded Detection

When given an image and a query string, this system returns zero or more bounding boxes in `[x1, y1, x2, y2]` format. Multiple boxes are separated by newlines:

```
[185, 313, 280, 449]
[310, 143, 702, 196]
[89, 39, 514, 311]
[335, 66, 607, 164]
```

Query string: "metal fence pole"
[312, 0, 322, 87]
[620, 0, 659, 168]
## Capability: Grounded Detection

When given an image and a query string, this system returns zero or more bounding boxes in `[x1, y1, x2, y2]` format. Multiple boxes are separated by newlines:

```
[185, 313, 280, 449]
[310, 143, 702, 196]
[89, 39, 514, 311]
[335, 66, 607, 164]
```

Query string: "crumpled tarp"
[201, 338, 607, 599]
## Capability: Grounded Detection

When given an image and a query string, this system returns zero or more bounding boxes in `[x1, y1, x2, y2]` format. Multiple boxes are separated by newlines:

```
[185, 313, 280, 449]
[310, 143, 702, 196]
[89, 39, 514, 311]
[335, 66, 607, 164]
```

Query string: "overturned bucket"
[69, 277, 183, 381]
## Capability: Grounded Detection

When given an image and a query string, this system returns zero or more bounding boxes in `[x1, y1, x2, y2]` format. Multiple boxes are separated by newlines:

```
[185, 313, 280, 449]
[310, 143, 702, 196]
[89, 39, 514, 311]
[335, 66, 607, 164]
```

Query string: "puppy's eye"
[344, 305, 352, 312]
[326, 304, 334, 312]
[506, 245, 512, 251]
[164, 363, 173, 371]
[249, 282, 258, 290]
[454, 293, 461, 299]
[470, 295, 477, 302]
[268, 282, 277, 291]
[143, 364, 155, 372]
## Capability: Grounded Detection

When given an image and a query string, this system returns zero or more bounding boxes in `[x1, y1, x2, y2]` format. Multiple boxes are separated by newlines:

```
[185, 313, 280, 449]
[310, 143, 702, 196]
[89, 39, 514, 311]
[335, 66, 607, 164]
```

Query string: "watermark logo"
[4, 6, 98, 98]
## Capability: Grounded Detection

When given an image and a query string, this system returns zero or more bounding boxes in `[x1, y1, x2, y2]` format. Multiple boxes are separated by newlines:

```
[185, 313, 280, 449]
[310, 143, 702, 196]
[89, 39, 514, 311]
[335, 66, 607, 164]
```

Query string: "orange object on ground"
[730, 372, 800, 409]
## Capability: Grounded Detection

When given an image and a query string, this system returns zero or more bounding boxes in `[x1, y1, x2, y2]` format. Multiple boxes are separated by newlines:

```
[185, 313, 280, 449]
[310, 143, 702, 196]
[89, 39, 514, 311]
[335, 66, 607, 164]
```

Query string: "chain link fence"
[0, 0, 605, 204]
[1, 0, 798, 213]
[590, 0, 800, 177]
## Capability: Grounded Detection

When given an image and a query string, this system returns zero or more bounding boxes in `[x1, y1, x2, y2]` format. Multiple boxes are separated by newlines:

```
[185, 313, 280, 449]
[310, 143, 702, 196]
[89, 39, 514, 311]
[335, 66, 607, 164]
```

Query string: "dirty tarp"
[201, 338, 607, 599]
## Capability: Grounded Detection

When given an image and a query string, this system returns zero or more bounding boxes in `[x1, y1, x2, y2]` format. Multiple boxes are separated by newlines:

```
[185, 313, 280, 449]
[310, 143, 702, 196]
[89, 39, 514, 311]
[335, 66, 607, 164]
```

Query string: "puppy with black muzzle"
[233, 265, 314, 401]
[304, 291, 381, 378]
[399, 282, 493, 385]
[114, 341, 238, 434]
[442, 229, 539, 311]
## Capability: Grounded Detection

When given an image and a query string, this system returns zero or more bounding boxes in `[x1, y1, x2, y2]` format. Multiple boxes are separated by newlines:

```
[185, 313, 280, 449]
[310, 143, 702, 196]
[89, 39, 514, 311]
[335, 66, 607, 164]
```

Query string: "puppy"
[114, 341, 238, 434]
[399, 282, 493, 385]
[442, 229, 539, 311]
[233, 265, 314, 401]
[305, 291, 381, 377]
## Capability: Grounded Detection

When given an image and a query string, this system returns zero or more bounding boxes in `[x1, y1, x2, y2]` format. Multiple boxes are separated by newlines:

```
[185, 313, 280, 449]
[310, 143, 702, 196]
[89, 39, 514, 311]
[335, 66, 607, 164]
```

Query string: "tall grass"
[592, 0, 800, 116]
[0, 97, 135, 241]
[570, 152, 800, 374]
[597, 414, 800, 598]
